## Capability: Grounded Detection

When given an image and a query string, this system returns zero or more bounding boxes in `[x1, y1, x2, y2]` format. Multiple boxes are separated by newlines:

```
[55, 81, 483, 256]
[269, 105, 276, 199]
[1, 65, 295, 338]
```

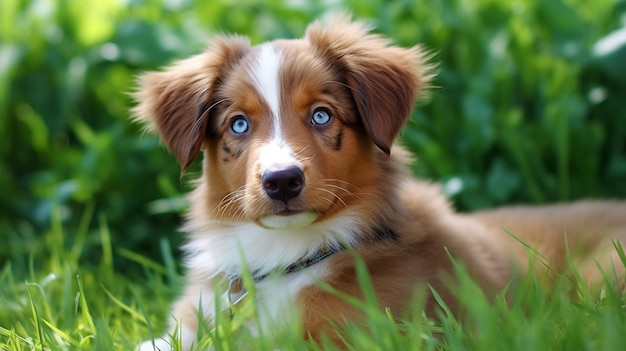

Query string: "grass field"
[2, 208, 625, 350]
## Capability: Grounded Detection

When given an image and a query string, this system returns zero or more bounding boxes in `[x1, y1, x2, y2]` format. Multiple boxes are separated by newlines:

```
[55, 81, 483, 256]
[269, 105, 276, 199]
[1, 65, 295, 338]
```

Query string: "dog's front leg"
[139, 281, 218, 351]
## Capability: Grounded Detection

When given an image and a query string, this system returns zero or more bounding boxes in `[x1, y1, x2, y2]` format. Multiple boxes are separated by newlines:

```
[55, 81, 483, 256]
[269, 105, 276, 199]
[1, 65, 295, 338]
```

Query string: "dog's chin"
[259, 211, 319, 230]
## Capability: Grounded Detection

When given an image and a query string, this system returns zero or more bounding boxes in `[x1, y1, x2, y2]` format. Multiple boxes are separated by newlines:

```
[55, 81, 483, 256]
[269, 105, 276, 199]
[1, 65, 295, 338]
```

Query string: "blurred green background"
[2, 0, 625, 274]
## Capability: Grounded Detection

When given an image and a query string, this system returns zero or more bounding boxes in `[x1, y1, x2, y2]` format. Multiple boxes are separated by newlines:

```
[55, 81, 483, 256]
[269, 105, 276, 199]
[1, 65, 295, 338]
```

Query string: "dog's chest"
[249, 262, 329, 331]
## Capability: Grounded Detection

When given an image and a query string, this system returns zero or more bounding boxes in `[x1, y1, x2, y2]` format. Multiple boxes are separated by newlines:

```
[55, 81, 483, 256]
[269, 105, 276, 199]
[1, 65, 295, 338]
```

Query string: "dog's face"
[207, 41, 375, 230]
[134, 17, 430, 230]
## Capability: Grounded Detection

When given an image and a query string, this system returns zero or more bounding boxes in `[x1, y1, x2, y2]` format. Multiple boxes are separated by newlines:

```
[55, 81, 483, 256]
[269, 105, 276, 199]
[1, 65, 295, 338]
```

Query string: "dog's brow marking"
[334, 129, 344, 151]
[250, 44, 282, 138]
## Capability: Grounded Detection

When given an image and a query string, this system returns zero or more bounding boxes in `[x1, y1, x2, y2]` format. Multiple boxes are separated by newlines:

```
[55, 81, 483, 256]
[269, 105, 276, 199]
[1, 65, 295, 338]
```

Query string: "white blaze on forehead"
[250, 44, 282, 138]
[250, 44, 300, 175]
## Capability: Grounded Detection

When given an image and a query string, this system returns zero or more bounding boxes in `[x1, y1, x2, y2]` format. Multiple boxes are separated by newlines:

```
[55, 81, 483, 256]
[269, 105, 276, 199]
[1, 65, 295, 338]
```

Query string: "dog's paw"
[138, 338, 173, 351]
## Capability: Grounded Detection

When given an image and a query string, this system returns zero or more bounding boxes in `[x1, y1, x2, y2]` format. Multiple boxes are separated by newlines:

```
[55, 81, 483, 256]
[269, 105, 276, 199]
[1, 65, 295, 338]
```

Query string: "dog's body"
[134, 17, 626, 350]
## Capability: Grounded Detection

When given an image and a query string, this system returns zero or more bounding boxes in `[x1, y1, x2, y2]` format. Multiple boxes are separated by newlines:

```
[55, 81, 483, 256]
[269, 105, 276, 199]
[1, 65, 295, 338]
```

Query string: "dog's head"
[133, 17, 431, 231]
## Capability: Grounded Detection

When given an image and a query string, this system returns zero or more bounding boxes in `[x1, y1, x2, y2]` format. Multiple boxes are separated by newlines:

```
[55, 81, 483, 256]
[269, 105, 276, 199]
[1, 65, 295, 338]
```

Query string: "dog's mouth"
[274, 209, 303, 216]
[259, 210, 319, 229]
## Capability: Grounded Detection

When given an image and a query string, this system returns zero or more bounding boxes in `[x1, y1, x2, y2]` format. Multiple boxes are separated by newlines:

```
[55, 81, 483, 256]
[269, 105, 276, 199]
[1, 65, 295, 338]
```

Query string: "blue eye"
[231, 117, 249, 134]
[311, 108, 331, 125]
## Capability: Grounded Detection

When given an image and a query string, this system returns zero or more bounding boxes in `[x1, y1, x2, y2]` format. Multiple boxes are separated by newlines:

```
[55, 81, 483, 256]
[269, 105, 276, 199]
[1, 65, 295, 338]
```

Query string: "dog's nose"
[262, 167, 305, 202]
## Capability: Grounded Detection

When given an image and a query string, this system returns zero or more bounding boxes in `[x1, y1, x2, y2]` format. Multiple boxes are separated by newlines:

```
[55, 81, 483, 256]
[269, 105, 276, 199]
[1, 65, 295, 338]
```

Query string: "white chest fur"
[253, 261, 329, 331]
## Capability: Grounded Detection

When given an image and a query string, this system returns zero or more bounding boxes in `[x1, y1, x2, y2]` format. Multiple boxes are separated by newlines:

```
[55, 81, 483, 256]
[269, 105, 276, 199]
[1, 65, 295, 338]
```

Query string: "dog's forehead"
[219, 39, 357, 128]
[243, 40, 319, 122]
[245, 38, 306, 66]
[248, 43, 282, 128]
[214, 38, 337, 117]
[245, 40, 310, 75]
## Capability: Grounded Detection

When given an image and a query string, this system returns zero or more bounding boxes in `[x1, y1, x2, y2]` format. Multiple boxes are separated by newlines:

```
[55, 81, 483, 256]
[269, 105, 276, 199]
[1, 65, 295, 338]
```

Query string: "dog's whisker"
[293, 143, 311, 156]
[229, 194, 251, 223]
[310, 198, 334, 212]
[227, 191, 260, 223]
[324, 80, 357, 95]
[320, 185, 354, 202]
[322, 179, 363, 201]
[240, 198, 257, 220]
[310, 191, 336, 206]
[190, 98, 229, 138]
[212, 187, 247, 223]
[323, 183, 357, 196]
[293, 143, 315, 163]
[324, 178, 362, 192]
[316, 187, 349, 210]
[211, 196, 231, 219]
[212, 188, 241, 217]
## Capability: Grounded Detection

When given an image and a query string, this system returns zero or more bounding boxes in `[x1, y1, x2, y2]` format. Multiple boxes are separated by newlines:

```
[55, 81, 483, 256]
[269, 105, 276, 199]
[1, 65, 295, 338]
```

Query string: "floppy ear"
[305, 16, 433, 154]
[132, 36, 251, 173]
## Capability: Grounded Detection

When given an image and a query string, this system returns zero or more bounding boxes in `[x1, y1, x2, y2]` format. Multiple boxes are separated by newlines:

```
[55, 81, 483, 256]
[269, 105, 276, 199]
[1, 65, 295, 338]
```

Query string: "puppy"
[133, 16, 626, 350]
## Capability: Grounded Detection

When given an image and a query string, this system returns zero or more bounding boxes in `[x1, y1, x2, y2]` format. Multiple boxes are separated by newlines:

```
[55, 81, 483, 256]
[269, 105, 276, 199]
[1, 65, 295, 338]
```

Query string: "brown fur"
[133, 16, 626, 349]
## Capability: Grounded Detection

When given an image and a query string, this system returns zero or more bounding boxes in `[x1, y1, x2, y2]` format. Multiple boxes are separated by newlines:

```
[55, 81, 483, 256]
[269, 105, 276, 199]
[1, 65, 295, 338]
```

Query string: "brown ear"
[305, 16, 433, 154]
[132, 36, 251, 173]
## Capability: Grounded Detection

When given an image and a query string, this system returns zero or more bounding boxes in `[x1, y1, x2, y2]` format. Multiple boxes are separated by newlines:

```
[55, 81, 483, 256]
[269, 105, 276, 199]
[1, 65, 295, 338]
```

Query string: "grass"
[1, 209, 626, 351]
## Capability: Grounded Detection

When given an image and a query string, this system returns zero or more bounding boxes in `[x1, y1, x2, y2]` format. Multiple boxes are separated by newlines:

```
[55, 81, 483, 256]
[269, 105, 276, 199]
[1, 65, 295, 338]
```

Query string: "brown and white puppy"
[133, 16, 626, 350]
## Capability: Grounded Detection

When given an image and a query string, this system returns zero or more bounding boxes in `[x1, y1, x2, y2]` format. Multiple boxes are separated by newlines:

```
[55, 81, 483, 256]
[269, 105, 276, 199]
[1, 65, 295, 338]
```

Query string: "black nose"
[262, 167, 305, 202]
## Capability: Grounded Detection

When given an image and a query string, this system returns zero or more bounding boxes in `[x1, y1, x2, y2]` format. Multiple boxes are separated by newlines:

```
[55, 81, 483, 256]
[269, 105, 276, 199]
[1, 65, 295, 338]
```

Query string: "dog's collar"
[225, 225, 398, 307]
[226, 243, 343, 307]
[278, 243, 342, 277]
[229, 243, 343, 284]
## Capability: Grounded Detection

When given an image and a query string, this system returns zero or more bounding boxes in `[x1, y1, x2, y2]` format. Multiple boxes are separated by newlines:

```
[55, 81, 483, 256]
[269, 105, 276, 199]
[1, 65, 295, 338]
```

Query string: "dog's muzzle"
[259, 166, 319, 229]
